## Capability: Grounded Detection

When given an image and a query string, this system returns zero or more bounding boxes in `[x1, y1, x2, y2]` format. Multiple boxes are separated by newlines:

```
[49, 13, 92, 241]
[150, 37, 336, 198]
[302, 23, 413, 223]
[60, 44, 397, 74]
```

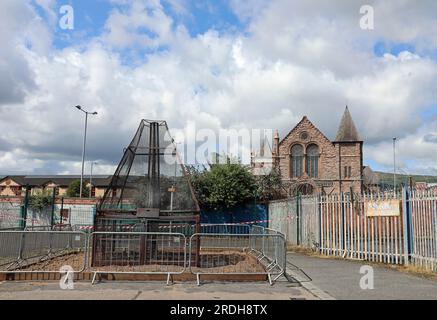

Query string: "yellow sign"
[365, 199, 401, 217]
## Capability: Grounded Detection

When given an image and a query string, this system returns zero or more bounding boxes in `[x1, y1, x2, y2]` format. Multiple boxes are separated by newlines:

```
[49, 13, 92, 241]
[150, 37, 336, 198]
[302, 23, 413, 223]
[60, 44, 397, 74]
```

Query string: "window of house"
[11, 186, 22, 196]
[306, 144, 319, 178]
[291, 144, 303, 178]
[91, 187, 96, 197]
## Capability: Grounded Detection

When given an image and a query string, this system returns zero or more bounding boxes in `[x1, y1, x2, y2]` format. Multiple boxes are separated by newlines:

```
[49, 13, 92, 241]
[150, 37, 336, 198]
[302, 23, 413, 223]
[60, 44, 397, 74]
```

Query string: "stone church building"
[269, 107, 364, 195]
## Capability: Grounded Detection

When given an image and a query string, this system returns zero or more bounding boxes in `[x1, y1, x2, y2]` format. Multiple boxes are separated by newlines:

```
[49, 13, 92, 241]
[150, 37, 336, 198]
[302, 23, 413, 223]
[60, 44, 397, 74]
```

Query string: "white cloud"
[103, 0, 174, 48]
[0, 0, 52, 104]
[0, 0, 437, 175]
[366, 120, 437, 174]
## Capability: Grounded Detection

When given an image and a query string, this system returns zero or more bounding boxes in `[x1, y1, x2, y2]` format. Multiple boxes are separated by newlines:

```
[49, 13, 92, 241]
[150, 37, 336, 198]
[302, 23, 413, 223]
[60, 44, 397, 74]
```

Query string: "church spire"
[335, 106, 362, 142]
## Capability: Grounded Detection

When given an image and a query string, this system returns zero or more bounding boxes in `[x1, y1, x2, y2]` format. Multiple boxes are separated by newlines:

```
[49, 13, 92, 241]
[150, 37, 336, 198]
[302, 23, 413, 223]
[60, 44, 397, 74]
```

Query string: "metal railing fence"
[408, 189, 437, 272]
[269, 188, 437, 272]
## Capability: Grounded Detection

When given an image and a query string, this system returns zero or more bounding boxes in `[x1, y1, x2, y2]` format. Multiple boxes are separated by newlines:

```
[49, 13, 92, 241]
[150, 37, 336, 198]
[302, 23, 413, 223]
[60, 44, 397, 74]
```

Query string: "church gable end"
[279, 116, 334, 153]
[272, 107, 364, 195]
[277, 116, 337, 184]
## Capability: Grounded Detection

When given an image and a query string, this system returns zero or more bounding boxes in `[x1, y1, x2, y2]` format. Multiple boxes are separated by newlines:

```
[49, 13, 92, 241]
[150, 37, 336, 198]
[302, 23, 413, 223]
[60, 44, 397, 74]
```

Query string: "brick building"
[0, 175, 113, 198]
[271, 107, 364, 195]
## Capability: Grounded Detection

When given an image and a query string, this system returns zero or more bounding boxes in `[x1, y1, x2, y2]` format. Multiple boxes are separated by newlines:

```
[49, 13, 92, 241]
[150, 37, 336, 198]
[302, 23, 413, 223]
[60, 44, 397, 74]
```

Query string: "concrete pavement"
[287, 252, 437, 300]
[0, 280, 316, 300]
[1, 254, 434, 300]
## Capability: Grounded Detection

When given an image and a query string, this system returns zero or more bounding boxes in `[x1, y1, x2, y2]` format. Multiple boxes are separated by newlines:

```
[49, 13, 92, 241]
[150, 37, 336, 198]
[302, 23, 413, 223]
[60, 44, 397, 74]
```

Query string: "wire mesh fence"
[0, 204, 23, 230]
[53, 205, 95, 227]
[0, 200, 96, 231]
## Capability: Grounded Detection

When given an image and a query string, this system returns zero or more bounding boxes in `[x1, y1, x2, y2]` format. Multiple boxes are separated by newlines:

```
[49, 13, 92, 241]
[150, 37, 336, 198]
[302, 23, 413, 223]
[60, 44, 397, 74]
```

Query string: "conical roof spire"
[335, 106, 362, 142]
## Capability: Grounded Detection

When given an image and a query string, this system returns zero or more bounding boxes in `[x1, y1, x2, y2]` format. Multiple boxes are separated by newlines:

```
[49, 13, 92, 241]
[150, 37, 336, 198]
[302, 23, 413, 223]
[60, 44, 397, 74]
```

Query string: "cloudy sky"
[1, 0, 437, 176]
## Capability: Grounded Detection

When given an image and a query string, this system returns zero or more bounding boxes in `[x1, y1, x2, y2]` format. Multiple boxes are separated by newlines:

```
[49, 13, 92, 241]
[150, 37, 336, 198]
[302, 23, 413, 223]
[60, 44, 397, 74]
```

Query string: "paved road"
[3, 254, 434, 300]
[287, 252, 437, 300]
[0, 280, 315, 300]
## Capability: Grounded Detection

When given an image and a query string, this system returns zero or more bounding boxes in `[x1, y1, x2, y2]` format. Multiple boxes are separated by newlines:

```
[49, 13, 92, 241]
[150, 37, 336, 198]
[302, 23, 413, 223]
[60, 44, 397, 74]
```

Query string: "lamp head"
[75, 105, 82, 110]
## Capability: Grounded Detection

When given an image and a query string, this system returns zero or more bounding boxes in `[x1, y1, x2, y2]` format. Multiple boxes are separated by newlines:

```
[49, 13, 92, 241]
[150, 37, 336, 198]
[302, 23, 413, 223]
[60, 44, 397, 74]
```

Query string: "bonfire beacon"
[91, 120, 200, 267]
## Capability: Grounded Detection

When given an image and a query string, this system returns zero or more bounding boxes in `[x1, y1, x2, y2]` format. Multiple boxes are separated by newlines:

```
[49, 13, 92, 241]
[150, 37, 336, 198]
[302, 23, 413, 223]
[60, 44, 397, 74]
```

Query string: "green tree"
[188, 162, 257, 210]
[254, 168, 286, 201]
[66, 180, 89, 198]
[29, 189, 53, 212]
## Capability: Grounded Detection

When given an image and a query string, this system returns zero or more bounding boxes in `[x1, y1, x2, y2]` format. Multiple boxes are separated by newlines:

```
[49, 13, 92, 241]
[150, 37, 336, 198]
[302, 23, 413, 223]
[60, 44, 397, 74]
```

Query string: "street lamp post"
[169, 142, 180, 211]
[393, 137, 397, 193]
[89, 161, 98, 198]
[74, 105, 98, 198]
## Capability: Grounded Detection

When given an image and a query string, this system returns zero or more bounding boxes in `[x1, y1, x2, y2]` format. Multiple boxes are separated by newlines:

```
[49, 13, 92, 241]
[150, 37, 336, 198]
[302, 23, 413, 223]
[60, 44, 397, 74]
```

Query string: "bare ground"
[9, 249, 266, 274]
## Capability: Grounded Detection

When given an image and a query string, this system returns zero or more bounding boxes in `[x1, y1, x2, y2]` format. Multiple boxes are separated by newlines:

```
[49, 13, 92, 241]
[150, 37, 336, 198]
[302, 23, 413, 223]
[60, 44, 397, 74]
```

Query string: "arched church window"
[306, 144, 319, 178]
[290, 145, 303, 178]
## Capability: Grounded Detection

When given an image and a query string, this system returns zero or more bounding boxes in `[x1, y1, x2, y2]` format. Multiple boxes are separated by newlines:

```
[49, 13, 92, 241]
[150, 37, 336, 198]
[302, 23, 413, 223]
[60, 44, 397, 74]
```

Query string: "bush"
[29, 189, 53, 212]
[66, 180, 89, 198]
[254, 168, 285, 201]
[188, 162, 257, 210]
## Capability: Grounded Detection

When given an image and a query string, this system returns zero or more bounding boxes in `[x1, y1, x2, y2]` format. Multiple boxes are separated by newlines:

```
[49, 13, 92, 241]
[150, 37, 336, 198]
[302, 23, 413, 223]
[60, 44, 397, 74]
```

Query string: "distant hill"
[375, 171, 437, 188]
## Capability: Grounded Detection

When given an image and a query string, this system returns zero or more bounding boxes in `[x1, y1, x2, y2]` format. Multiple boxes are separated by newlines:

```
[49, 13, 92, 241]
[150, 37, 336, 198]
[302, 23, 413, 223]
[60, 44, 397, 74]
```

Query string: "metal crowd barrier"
[0, 231, 87, 273]
[0, 225, 286, 285]
[72, 224, 94, 233]
[250, 226, 287, 281]
[189, 230, 286, 285]
[88, 232, 187, 284]
[24, 225, 53, 231]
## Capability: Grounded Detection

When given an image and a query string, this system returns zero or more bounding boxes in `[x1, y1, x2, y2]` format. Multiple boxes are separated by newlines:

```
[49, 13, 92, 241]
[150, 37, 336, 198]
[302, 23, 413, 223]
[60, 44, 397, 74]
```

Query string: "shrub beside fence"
[269, 188, 437, 272]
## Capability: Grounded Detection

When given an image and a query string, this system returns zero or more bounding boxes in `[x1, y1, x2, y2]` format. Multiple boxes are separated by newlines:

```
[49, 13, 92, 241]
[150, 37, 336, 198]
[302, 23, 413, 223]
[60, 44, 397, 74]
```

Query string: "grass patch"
[288, 247, 437, 280]
[392, 264, 437, 280]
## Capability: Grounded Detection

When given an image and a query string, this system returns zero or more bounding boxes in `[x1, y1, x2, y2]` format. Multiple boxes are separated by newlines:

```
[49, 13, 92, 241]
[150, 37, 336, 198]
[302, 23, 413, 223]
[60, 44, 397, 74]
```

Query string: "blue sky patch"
[373, 41, 416, 57]
[163, 0, 245, 37]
